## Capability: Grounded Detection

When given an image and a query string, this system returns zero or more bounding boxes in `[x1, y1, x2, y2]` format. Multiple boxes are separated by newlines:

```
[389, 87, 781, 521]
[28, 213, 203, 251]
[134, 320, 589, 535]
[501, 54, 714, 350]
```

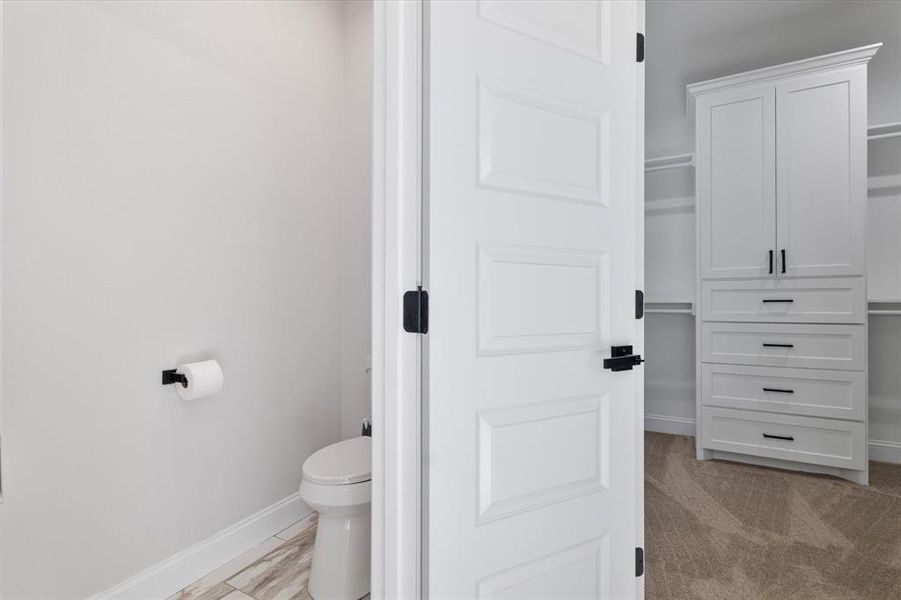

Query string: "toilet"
[299, 436, 371, 600]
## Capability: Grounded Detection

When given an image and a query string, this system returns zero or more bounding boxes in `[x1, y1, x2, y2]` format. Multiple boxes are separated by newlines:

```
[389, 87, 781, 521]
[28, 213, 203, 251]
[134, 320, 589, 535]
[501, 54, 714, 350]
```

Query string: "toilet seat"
[302, 436, 371, 486]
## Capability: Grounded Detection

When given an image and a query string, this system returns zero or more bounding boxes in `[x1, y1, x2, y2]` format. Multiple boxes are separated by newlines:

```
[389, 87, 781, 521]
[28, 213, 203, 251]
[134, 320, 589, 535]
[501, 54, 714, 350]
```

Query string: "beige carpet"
[645, 432, 901, 599]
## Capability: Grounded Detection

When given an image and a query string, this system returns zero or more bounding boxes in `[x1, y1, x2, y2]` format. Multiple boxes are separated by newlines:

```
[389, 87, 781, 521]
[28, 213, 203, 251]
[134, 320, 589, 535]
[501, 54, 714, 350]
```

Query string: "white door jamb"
[371, 1, 423, 599]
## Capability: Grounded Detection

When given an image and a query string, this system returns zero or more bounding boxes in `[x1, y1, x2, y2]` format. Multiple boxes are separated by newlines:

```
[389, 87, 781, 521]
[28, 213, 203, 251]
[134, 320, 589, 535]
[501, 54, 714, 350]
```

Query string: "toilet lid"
[302, 436, 372, 485]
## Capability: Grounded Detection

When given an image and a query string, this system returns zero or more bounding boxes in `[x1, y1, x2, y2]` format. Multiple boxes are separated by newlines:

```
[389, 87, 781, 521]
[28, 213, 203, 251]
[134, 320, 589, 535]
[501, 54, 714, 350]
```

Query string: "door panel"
[697, 86, 776, 279]
[776, 67, 866, 277]
[426, 1, 641, 597]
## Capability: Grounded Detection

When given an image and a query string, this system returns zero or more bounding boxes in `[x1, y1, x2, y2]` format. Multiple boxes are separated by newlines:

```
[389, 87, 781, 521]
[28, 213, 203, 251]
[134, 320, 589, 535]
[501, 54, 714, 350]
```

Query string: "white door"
[696, 85, 776, 279]
[776, 67, 867, 278]
[426, 1, 643, 598]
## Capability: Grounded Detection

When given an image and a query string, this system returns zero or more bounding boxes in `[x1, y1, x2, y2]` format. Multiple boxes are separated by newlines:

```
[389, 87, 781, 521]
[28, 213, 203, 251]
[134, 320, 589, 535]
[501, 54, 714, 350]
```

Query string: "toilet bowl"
[299, 436, 371, 600]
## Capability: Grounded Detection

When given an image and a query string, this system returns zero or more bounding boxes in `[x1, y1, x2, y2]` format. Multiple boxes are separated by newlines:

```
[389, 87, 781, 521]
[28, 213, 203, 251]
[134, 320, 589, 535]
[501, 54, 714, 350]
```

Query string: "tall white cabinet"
[689, 44, 879, 484]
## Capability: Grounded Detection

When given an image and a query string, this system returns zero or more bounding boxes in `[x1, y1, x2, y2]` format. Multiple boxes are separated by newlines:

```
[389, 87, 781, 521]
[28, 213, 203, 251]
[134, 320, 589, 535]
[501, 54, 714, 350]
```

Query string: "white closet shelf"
[644, 122, 901, 173]
[868, 175, 901, 192]
[643, 301, 899, 315]
[868, 121, 901, 141]
[645, 300, 695, 315]
[644, 153, 694, 173]
[868, 300, 901, 316]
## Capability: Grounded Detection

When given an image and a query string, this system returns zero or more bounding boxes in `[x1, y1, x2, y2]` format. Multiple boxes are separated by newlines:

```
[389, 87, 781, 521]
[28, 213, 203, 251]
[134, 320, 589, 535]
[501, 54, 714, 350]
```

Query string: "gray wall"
[647, 0, 901, 157]
[0, 1, 360, 596]
[339, 0, 374, 441]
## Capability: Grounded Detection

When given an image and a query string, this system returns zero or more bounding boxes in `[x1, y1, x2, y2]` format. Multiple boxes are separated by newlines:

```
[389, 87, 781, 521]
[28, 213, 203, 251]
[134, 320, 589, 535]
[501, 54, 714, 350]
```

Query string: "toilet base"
[308, 511, 370, 600]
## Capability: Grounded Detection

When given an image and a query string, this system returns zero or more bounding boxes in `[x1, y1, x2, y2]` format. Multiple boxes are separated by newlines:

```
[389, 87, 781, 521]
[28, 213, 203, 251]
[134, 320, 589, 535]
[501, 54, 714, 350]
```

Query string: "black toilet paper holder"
[161, 369, 188, 387]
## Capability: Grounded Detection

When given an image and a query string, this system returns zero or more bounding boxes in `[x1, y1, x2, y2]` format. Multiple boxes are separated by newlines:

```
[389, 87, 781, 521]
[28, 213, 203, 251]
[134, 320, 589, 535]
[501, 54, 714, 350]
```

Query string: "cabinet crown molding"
[685, 43, 881, 119]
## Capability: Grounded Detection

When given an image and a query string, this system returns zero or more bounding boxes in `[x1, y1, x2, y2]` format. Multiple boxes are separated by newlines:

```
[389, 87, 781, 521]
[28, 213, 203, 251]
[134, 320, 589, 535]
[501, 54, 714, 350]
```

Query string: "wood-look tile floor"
[170, 513, 320, 600]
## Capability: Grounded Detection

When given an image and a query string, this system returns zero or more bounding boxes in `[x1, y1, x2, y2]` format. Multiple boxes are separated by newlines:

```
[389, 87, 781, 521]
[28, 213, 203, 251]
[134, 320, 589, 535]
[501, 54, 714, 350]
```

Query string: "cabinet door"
[697, 85, 776, 279]
[776, 67, 866, 277]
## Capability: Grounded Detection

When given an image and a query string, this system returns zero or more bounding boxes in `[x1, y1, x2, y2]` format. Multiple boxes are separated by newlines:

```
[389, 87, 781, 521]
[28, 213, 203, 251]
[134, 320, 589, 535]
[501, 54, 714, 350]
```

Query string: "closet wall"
[644, 0, 901, 460]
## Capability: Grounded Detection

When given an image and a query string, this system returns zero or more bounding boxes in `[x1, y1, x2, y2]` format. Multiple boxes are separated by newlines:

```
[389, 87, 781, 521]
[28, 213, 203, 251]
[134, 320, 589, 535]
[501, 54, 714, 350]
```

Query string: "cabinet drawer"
[701, 364, 865, 420]
[700, 278, 865, 323]
[700, 407, 866, 470]
[701, 323, 865, 370]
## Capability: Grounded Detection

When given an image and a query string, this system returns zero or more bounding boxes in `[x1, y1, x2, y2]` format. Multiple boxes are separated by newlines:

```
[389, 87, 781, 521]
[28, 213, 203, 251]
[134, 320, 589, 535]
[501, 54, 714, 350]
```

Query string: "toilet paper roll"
[176, 359, 224, 400]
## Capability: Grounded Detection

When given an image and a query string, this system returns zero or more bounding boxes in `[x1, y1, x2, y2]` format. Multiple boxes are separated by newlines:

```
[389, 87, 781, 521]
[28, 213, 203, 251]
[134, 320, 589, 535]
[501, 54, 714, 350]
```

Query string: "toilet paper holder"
[161, 369, 188, 387]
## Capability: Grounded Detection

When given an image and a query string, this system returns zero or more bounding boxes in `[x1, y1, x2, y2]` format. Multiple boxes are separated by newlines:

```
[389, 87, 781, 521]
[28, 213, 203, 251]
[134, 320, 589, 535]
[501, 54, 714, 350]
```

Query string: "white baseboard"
[869, 439, 901, 464]
[644, 413, 696, 436]
[644, 413, 901, 466]
[91, 493, 311, 600]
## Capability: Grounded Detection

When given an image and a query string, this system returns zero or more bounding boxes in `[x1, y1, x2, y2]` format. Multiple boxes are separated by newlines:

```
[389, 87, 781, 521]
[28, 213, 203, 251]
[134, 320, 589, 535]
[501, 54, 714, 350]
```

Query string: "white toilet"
[299, 436, 371, 600]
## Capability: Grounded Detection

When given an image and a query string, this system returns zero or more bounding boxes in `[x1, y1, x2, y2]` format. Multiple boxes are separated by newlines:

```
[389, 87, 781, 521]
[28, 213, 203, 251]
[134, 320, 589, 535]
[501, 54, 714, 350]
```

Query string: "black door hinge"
[403, 287, 429, 334]
[636, 33, 645, 63]
[635, 290, 644, 319]
[636, 547, 644, 577]
[603, 346, 645, 372]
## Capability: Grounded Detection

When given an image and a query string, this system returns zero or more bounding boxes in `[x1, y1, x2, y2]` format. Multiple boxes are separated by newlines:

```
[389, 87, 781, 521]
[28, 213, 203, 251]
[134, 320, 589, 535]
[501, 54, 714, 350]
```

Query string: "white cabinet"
[701, 364, 866, 421]
[688, 44, 878, 485]
[696, 85, 775, 279]
[699, 277, 867, 324]
[692, 50, 873, 282]
[701, 322, 867, 371]
[700, 407, 867, 471]
[776, 68, 868, 278]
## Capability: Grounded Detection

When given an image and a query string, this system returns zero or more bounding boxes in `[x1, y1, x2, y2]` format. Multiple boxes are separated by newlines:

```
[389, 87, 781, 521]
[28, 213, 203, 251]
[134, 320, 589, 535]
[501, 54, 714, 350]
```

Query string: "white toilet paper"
[176, 359, 224, 400]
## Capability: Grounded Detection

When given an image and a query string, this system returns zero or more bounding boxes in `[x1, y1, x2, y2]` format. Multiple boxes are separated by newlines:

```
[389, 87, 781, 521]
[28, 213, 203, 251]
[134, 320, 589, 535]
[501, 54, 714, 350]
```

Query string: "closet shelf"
[645, 122, 901, 174]
[644, 153, 694, 173]
[868, 175, 901, 193]
[642, 301, 901, 315]
[868, 121, 901, 141]
[868, 300, 901, 316]
[645, 308, 694, 315]
[645, 300, 695, 316]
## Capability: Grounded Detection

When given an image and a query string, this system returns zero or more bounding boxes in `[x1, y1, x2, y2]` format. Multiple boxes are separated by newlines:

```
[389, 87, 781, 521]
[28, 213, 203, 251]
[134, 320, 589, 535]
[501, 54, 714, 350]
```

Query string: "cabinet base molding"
[642, 420, 901, 468]
[700, 448, 868, 485]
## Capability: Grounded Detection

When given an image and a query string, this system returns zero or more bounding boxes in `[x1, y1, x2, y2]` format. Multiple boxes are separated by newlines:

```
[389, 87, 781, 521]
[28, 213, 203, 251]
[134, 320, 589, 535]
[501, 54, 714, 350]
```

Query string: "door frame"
[372, 2, 646, 598]
[371, 1, 422, 598]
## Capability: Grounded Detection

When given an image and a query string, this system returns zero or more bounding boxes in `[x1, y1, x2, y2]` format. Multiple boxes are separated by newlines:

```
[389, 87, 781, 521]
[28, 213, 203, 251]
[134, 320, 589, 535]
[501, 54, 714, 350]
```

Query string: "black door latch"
[603, 346, 644, 372]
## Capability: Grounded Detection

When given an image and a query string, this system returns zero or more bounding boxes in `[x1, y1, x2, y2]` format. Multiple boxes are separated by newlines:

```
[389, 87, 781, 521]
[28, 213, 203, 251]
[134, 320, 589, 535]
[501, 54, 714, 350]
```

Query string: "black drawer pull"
[763, 433, 794, 441]
[762, 299, 794, 303]
[763, 387, 794, 394]
[762, 343, 794, 348]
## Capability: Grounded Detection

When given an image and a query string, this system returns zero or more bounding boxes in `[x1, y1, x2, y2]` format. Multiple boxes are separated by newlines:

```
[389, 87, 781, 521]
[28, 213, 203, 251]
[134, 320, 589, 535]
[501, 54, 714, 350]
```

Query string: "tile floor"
[170, 513, 319, 600]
